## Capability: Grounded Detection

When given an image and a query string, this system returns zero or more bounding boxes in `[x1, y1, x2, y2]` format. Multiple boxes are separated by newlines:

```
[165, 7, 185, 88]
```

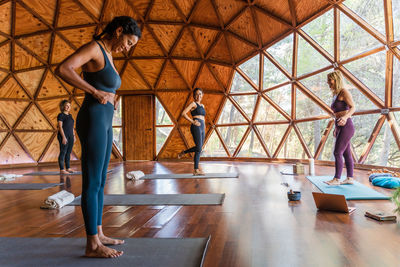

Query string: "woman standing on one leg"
[56, 16, 141, 258]
[325, 71, 356, 185]
[57, 100, 75, 174]
[179, 88, 206, 175]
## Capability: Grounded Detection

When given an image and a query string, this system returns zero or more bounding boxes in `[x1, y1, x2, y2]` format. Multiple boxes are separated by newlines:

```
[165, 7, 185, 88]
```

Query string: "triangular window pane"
[113, 128, 123, 155]
[344, 0, 385, 35]
[256, 124, 289, 156]
[319, 129, 335, 161]
[266, 84, 291, 116]
[156, 127, 173, 154]
[218, 126, 248, 155]
[277, 128, 306, 159]
[296, 89, 327, 119]
[112, 98, 122, 126]
[255, 96, 287, 122]
[217, 99, 247, 124]
[344, 50, 386, 102]
[302, 9, 334, 56]
[393, 56, 400, 107]
[296, 119, 330, 156]
[351, 113, 381, 160]
[263, 56, 289, 89]
[156, 97, 173, 125]
[232, 95, 257, 120]
[299, 69, 333, 106]
[230, 72, 256, 93]
[394, 1, 400, 41]
[266, 33, 293, 73]
[239, 54, 259, 86]
[366, 121, 400, 167]
[343, 76, 378, 110]
[340, 11, 383, 60]
[238, 130, 267, 158]
[203, 130, 227, 157]
[297, 35, 331, 76]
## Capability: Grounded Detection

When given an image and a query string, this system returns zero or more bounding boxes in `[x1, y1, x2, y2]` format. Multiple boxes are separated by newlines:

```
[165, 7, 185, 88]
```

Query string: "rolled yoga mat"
[306, 176, 389, 200]
[0, 237, 210, 267]
[141, 172, 238, 179]
[0, 183, 63, 190]
[68, 193, 225, 206]
[24, 169, 113, 176]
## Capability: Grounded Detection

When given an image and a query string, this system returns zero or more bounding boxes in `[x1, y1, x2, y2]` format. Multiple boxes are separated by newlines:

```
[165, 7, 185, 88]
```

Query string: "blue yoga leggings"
[184, 119, 205, 169]
[76, 95, 114, 236]
[334, 118, 355, 178]
[57, 134, 74, 170]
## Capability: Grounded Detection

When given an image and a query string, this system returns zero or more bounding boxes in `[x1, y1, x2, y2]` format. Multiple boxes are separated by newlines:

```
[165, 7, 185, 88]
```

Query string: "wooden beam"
[358, 115, 386, 164]
[232, 126, 250, 157]
[387, 112, 400, 150]
[253, 123, 271, 158]
[287, 0, 297, 27]
[273, 124, 292, 158]
[293, 123, 312, 158]
[314, 119, 334, 159]
[334, 6, 339, 63]
[385, 50, 393, 107]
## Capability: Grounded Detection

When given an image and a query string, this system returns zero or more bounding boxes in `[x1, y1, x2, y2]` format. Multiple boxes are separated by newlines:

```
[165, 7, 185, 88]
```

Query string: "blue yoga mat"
[306, 176, 389, 200]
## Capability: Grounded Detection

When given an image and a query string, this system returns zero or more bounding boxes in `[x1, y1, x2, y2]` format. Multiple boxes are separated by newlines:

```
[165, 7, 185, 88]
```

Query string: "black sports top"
[82, 41, 121, 94]
[57, 113, 74, 137]
[190, 102, 206, 116]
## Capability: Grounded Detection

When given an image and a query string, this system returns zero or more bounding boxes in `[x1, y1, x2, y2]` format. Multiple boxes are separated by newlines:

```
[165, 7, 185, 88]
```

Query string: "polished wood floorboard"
[0, 161, 399, 266]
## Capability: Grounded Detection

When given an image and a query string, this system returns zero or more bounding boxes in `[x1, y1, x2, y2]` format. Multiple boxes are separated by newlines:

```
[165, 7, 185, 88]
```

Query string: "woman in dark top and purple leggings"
[57, 100, 75, 174]
[179, 88, 206, 175]
[325, 71, 356, 186]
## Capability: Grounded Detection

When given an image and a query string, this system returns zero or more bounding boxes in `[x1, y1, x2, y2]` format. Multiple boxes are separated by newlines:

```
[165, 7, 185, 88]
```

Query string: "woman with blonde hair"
[325, 70, 356, 185]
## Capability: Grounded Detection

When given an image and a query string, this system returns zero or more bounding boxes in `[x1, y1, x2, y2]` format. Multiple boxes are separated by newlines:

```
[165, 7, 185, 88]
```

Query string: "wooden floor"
[1, 161, 400, 266]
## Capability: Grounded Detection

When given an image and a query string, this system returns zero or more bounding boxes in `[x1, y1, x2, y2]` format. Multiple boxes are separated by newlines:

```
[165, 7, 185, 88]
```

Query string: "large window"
[112, 97, 123, 155]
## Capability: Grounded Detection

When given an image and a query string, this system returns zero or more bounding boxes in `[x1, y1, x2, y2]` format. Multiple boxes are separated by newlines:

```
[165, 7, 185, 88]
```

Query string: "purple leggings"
[334, 118, 355, 178]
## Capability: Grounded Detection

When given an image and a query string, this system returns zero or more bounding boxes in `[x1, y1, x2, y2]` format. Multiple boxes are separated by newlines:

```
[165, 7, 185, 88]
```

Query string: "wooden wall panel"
[207, 35, 232, 63]
[0, 101, 29, 127]
[18, 33, 51, 62]
[103, 0, 139, 22]
[22, 0, 57, 26]
[38, 70, 69, 98]
[149, 25, 183, 53]
[190, 27, 220, 55]
[15, 69, 45, 96]
[59, 27, 96, 49]
[51, 35, 76, 64]
[0, 132, 7, 143]
[0, 1, 11, 35]
[209, 63, 233, 89]
[228, 8, 258, 45]
[0, 135, 34, 164]
[0, 78, 29, 99]
[194, 64, 224, 91]
[157, 91, 189, 120]
[149, 0, 183, 22]
[156, 61, 188, 89]
[15, 3, 49, 36]
[172, 59, 201, 88]
[16, 104, 52, 130]
[174, 0, 196, 19]
[132, 27, 164, 56]
[0, 118, 7, 130]
[15, 132, 53, 161]
[190, 0, 220, 27]
[119, 63, 149, 90]
[14, 44, 44, 70]
[58, 0, 95, 27]
[158, 128, 187, 159]
[171, 28, 201, 58]
[225, 34, 256, 62]
[133, 59, 164, 88]
[126, 0, 150, 19]
[294, 0, 329, 24]
[40, 135, 60, 162]
[201, 93, 224, 122]
[180, 125, 195, 148]
[255, 0, 292, 23]
[79, 0, 103, 19]
[0, 43, 10, 70]
[215, 0, 247, 26]
[255, 9, 291, 46]
[37, 99, 62, 127]
[0, 72, 8, 85]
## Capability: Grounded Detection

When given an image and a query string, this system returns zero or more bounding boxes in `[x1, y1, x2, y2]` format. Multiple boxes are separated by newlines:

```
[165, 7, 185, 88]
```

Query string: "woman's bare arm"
[181, 102, 197, 124]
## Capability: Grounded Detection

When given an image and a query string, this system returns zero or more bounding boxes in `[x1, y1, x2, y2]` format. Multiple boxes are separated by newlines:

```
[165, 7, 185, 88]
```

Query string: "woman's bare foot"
[178, 151, 185, 159]
[99, 235, 125, 245]
[60, 170, 69, 174]
[341, 177, 354, 185]
[324, 178, 341, 186]
[85, 244, 123, 258]
[66, 168, 74, 173]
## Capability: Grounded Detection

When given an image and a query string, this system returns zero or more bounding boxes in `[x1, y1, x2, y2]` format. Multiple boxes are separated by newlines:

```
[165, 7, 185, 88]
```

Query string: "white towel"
[0, 173, 23, 182]
[126, 170, 145, 180]
[41, 190, 75, 209]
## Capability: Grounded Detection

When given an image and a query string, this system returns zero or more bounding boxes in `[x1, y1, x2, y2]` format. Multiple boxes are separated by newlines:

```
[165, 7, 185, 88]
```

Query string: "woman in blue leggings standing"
[179, 88, 206, 175]
[325, 71, 356, 186]
[56, 16, 141, 258]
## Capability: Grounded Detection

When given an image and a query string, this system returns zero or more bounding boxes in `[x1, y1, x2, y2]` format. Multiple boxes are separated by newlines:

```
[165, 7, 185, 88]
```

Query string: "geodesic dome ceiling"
[0, 0, 399, 168]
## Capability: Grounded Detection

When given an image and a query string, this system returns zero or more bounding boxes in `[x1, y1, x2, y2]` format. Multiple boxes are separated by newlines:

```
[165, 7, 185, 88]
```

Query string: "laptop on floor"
[312, 192, 356, 213]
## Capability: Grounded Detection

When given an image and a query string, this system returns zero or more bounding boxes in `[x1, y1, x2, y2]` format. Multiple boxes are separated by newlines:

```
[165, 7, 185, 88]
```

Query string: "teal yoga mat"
[306, 176, 389, 200]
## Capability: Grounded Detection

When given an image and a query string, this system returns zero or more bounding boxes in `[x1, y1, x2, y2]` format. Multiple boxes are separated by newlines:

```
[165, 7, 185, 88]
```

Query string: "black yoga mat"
[24, 169, 113, 176]
[0, 237, 210, 267]
[141, 172, 239, 179]
[0, 183, 63, 190]
[68, 194, 225, 206]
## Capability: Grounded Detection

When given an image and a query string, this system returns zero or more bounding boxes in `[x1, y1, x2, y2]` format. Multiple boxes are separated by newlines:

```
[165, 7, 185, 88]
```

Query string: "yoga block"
[293, 164, 305, 174]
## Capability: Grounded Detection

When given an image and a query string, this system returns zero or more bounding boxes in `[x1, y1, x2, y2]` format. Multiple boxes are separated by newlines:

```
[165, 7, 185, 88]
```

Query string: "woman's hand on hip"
[337, 116, 348, 126]
[193, 120, 201, 126]
[93, 89, 108, 104]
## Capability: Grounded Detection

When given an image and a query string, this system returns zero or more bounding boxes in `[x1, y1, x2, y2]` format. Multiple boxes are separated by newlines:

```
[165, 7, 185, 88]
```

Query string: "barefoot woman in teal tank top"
[56, 16, 141, 258]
